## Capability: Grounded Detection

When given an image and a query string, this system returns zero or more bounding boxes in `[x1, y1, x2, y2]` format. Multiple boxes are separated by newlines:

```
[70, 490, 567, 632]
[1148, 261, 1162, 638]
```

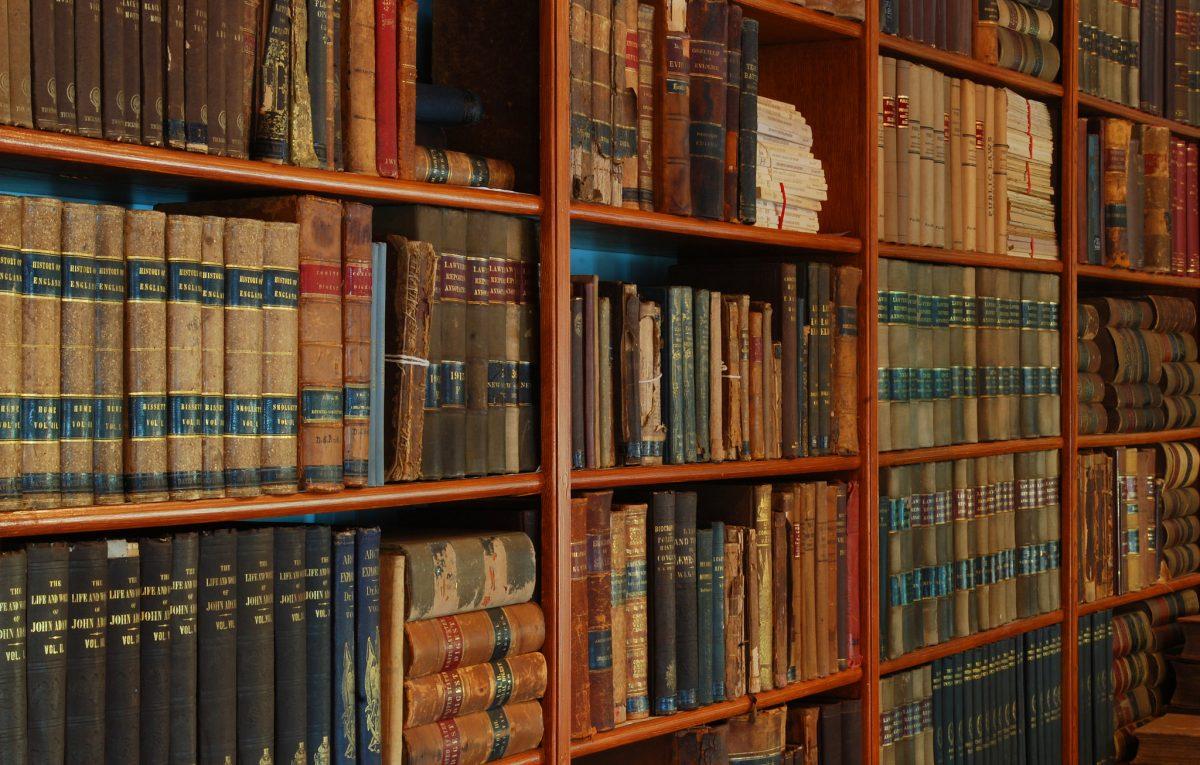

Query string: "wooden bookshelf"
[879, 242, 1066, 272]
[877, 436, 1065, 467]
[1078, 427, 1200, 448]
[878, 33, 1066, 98]
[878, 611, 1065, 675]
[571, 456, 860, 489]
[1077, 92, 1200, 140]
[1078, 573, 1200, 616]
[1076, 263, 1200, 288]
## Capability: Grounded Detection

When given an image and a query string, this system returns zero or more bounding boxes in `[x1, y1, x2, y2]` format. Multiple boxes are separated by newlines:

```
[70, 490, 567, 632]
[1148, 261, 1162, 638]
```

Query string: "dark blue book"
[695, 528, 713, 708]
[305, 525, 334, 763]
[66, 540, 107, 763]
[138, 536, 173, 765]
[105, 541, 141, 764]
[198, 529, 237, 765]
[710, 521, 726, 702]
[650, 491, 677, 716]
[1087, 128, 1103, 265]
[169, 531, 200, 765]
[26, 542, 68, 763]
[236, 527, 275, 764]
[932, 657, 945, 765]
[0, 549, 26, 760]
[332, 529, 357, 764]
[274, 527, 307, 763]
[673, 492, 698, 710]
[356, 527, 382, 764]
[880, 0, 899, 33]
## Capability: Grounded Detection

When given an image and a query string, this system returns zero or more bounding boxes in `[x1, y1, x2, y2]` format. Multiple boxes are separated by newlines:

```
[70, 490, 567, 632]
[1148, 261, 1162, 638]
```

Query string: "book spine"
[30, 0, 58, 130]
[723, 526, 745, 697]
[222, 218, 263, 497]
[164, 0, 185, 146]
[163, 215, 203, 501]
[569, 0, 592, 198]
[332, 529, 357, 762]
[124, 210, 169, 503]
[228, 0, 259, 159]
[138, 537, 172, 763]
[385, 238, 437, 482]
[401, 701, 543, 765]
[662, 0, 691, 215]
[251, 0, 291, 162]
[377, 0, 399, 176]
[0, 202, 19, 510]
[486, 218, 515, 474]
[183, 0, 206, 149]
[412, 148, 517, 190]
[26, 542, 67, 762]
[585, 492, 615, 730]
[738, 18, 758, 224]
[58, 204, 96, 508]
[833, 267, 862, 456]
[465, 249, 490, 476]
[75, 0, 102, 137]
[614, 0, 640, 208]
[194, 218, 225, 498]
[65, 541, 107, 760]
[305, 0, 331, 167]
[139, 0, 164, 144]
[54, 0, 76, 131]
[402, 653, 548, 728]
[198, 529, 236, 764]
[744, 524, 760, 692]
[665, 288, 686, 463]
[771, 505, 788, 687]
[587, 0, 612, 203]
[273, 528, 307, 763]
[355, 528, 382, 763]
[710, 520, 725, 701]
[1103, 119, 1133, 267]
[21, 197, 63, 508]
[341, 204, 371, 486]
[749, 308, 764, 458]
[7, 0, 33, 127]
[686, 0, 728, 220]
[722, 5, 741, 223]
[651, 491, 677, 715]
[168, 531, 198, 765]
[343, 0, 375, 173]
[90, 206, 125, 505]
[675, 492, 699, 709]
[696, 528, 714, 706]
[514, 222, 537, 473]
[637, 4, 654, 210]
[694, 289, 710, 462]
[0, 549, 25, 757]
[396, 0, 418, 179]
[380, 552, 403, 765]
[303, 526, 333, 761]
[104, 541, 140, 760]
[204, 0, 228, 152]
[569, 497, 592, 737]
[235, 527, 274, 763]
[623, 504, 650, 718]
[260, 222, 300, 493]
[680, 288, 696, 462]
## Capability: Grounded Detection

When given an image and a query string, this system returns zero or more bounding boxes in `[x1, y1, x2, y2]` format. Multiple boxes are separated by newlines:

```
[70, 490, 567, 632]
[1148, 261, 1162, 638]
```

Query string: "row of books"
[1079, 0, 1200, 125]
[569, 483, 861, 736]
[879, 0, 973, 54]
[754, 99, 831, 233]
[1076, 295, 1199, 435]
[663, 701, 862, 765]
[878, 58, 1059, 259]
[1077, 442, 1200, 603]
[1076, 118, 1200, 275]
[1078, 610, 1116, 765]
[880, 626, 1065, 765]
[880, 450, 1062, 661]
[1111, 589, 1200, 760]
[570, 263, 860, 470]
[878, 262, 1062, 453]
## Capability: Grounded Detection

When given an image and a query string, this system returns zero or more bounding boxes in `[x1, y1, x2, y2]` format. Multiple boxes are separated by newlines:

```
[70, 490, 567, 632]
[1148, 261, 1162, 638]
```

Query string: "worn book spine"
[680, 288, 696, 462]
[384, 237, 437, 482]
[340, 204, 371, 487]
[260, 222, 300, 493]
[749, 308, 764, 458]
[512, 219, 537, 473]
[58, 203, 96, 508]
[622, 503, 650, 718]
[488, 217, 518, 473]
[569, 496, 592, 737]
[0, 549, 26, 756]
[636, 4, 655, 209]
[90, 206, 125, 505]
[675, 491, 699, 709]
[222, 218, 263, 497]
[737, 18, 759, 223]
[124, 210, 169, 503]
[26, 542, 67, 762]
[585, 491, 615, 730]
[303, 525, 333, 761]
[30, 0, 58, 131]
[569, 0, 592, 198]
[201, 0, 226, 152]
[771, 499, 788, 688]
[696, 527, 714, 705]
[182, 0, 207, 149]
[303, 0, 331, 168]
[380, 552, 404, 765]
[65, 540, 107, 760]
[138, 536, 172, 764]
[251, 0, 290, 162]
[332, 529, 357, 762]
[833, 266, 861, 456]
[138, 0, 164, 144]
[196, 218, 225, 499]
[163, 215, 203, 501]
[74, 0, 102, 137]
[614, 0, 640, 208]
[744, 524, 760, 693]
[586, 0, 612, 202]
[54, 0, 76, 131]
[104, 541, 140, 761]
[339, 0, 373, 172]
[168, 531, 198, 764]
[709, 520, 725, 700]
[21, 197, 63, 508]
[164, 0, 186, 146]
[0, 201, 19, 510]
[662, 0, 691, 215]
[236, 527, 274, 763]
[198, 529, 237, 764]
[396, 532, 536, 621]
[413, 148, 517, 190]
[396, 0, 418, 179]
[610, 505, 627, 723]
[229, 0, 260, 159]
[686, 0, 727, 220]
[722, 5, 741, 223]
[651, 491, 677, 714]
[7, 0, 33, 128]
[401, 701, 543, 765]
[403, 652, 548, 728]
[723, 526, 745, 697]
[694, 289, 710, 462]
[465, 240, 490, 476]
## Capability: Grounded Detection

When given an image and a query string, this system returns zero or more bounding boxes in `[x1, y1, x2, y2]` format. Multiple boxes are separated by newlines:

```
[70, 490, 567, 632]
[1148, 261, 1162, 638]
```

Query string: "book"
[403, 602, 546, 678]
[380, 550, 404, 765]
[198, 216, 225, 499]
[332, 528, 357, 762]
[222, 217, 264, 497]
[356, 527, 383, 762]
[65, 540, 107, 759]
[401, 701, 543, 765]
[236, 527, 274, 762]
[0, 548, 26, 757]
[124, 209, 168, 503]
[686, 0, 728, 220]
[305, 525, 334, 761]
[391, 532, 537, 621]
[104, 540, 141, 760]
[165, 214, 203, 501]
[569, 495, 592, 738]
[59, 203, 96, 508]
[651, 490, 677, 715]
[138, 535, 173, 763]
[261, 221, 301, 493]
[275, 527, 308, 763]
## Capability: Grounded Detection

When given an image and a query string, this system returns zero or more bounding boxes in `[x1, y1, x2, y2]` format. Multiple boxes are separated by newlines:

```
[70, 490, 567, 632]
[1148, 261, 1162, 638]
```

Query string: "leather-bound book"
[272, 528, 306, 764]
[75, 0, 102, 137]
[101, 0, 121, 138]
[164, 215, 203, 500]
[584, 490, 616, 730]
[59, 203, 96, 508]
[390, 532, 536, 621]
[722, 5, 741, 222]
[588, 0, 613, 202]
[344, 0, 379, 172]
[674, 724, 728, 764]
[748, 307, 764, 458]
[696, 526, 714, 706]
[229, 0, 261, 157]
[139, 0, 164, 144]
[26, 542, 68, 762]
[302, 526, 333, 761]
[600, 282, 643, 465]
[380, 551, 405, 765]
[198, 529, 237, 764]
[402, 701, 543, 765]
[1144, 126, 1172, 271]
[138, 536, 172, 764]
[117, 0, 141, 140]
[65, 540, 107, 761]
[675, 491, 699, 709]
[53, 0, 76, 131]
[331, 529, 357, 761]
[259, 222, 300, 493]
[727, 707, 785, 762]
[799, 484, 818, 677]
[164, 0, 185, 147]
[651, 491, 678, 714]
[384, 237, 437, 481]
[832, 266, 861, 456]
[611, 506, 628, 722]
[0, 199, 20, 509]
[104, 541, 140, 760]
[686, 0, 728, 220]
[123, 210, 169, 503]
[221, 218, 264, 497]
[770, 493, 790, 688]
[7, 0, 33, 128]
[236, 527, 275, 764]
[413, 149, 517, 190]
[680, 289, 696, 461]
[182, 0, 206, 149]
[569, 496, 593, 738]
[637, 3, 655, 209]
[722, 296, 744, 458]
[197, 217, 224, 499]
[646, 286, 687, 464]
[403, 652, 547, 728]
[251, 0, 290, 161]
[482, 214, 515, 474]
[514, 219, 537, 473]
[356, 528, 382, 762]
[168, 531, 198, 762]
[21, 197, 63, 507]
[465, 225, 492, 476]
[615, 0, 640, 208]
[709, 521, 725, 700]
[569, 0, 592, 198]
[203, 0, 226, 154]
[1103, 119, 1133, 267]
[571, 296, 584, 468]
[305, 0, 335, 169]
[341, 204, 372, 486]
[620, 503, 650, 718]
[661, 0, 692, 215]
[723, 525, 745, 698]
[639, 299, 667, 463]
[396, 0, 417, 179]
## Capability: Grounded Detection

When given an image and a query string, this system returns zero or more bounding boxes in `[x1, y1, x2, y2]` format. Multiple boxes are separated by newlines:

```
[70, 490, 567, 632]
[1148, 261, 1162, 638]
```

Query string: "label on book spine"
[126, 260, 166, 301]
[225, 396, 262, 436]
[262, 396, 298, 436]
[485, 707, 511, 761]
[167, 261, 203, 303]
[263, 268, 299, 307]
[0, 248, 21, 290]
[343, 385, 369, 422]
[200, 264, 224, 305]
[302, 389, 344, 423]
[62, 255, 95, 300]
[225, 267, 263, 308]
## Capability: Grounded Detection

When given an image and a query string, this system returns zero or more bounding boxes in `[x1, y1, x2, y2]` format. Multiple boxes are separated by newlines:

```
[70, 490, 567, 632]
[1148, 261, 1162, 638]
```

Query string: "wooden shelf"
[735, 0, 863, 42]
[1078, 572, 1200, 616]
[0, 126, 542, 214]
[1077, 93, 1200, 140]
[498, 749, 545, 765]
[877, 34, 1065, 99]
[878, 437, 1065, 467]
[1077, 263, 1200, 289]
[879, 243, 1064, 273]
[1077, 428, 1200, 448]
[0, 473, 543, 538]
[571, 202, 862, 254]
[569, 668, 862, 757]
[879, 611, 1064, 675]
[572, 455, 861, 490]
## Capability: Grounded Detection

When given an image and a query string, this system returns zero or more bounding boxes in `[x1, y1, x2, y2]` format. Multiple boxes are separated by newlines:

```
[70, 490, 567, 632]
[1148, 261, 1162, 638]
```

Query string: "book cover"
[236, 527, 275, 763]
[137, 536, 172, 763]
[104, 540, 140, 761]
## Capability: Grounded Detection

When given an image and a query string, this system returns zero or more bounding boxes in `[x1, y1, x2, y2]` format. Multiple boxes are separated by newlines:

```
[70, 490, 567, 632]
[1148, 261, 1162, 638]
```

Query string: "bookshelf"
[0, 0, 1197, 760]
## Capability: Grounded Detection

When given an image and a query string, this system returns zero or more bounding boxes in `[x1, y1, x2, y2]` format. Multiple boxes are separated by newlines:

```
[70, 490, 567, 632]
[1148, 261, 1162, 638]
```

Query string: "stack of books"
[755, 97, 829, 234]
[1078, 610, 1117, 765]
[879, 450, 1062, 661]
[878, 57, 1060, 259]
[976, 0, 1061, 81]
[570, 483, 861, 735]
[570, 263, 861, 469]
[878, 263, 1061, 452]
[1077, 119, 1200, 274]
[880, 626, 1064, 764]
[1079, 301, 1106, 434]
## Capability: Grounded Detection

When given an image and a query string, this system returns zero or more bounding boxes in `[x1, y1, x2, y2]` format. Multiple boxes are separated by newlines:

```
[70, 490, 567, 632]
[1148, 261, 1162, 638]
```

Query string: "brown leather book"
[165, 214, 204, 501]
[402, 701, 543, 765]
[93, 205, 125, 505]
[512, 218, 538, 473]
[59, 203, 96, 508]
[0, 199, 21, 510]
[727, 707, 785, 762]
[183, 0, 206, 150]
[723, 525, 746, 698]
[227, 0, 259, 159]
[198, 216, 224, 498]
[722, 5, 741, 223]
[660, 0, 691, 215]
[482, 213, 514, 474]
[572, 275, 599, 469]
[609, 507, 627, 723]
[31, 0, 58, 130]
[744, 526, 760, 694]
[403, 652, 547, 728]
[119, 0, 140, 141]
[75, 0, 103, 137]
[685, 0, 727, 220]
[720, 296, 742, 459]
[799, 483, 818, 679]
[260, 222, 300, 494]
[380, 551, 405, 765]
[54, 0, 77, 131]
[621, 502, 649, 718]
[438, 209, 469, 478]
[341, 203, 372, 487]
[588, 0, 612, 203]
[770, 492, 790, 688]
[123, 209, 168, 504]
[140, 0, 164, 144]
[636, 3, 654, 210]
[568, 0, 592, 198]
[221, 217, 263, 497]
[465, 221, 493, 476]
[343, 0, 376, 174]
[1144, 125, 1172, 271]
[785, 486, 802, 679]
[7, 0, 34, 127]
[164, 0, 186, 147]
[414, 147, 516, 190]
[638, 299, 665, 464]
[404, 602, 546, 678]
[813, 482, 832, 676]
[397, 0, 418, 179]
[205, 0, 227, 154]
[614, 0, 640, 208]
[748, 306, 764, 459]
[599, 302, 614, 467]
[600, 282, 642, 465]
[569, 495, 593, 738]
[585, 490, 615, 730]
[831, 266, 861, 456]
[384, 236, 438, 481]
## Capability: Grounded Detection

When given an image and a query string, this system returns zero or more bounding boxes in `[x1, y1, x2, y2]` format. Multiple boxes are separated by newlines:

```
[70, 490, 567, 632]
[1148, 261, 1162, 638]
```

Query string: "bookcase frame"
[0, 0, 1197, 760]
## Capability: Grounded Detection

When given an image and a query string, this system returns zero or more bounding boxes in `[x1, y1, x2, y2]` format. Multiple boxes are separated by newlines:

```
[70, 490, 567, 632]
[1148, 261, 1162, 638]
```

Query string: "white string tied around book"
[385, 354, 431, 368]
[638, 374, 662, 384]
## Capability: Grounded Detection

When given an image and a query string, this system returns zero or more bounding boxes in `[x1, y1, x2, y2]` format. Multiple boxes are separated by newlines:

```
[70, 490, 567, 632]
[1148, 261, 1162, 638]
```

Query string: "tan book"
[261, 222, 300, 494]
[222, 217, 264, 498]
[950, 78, 964, 249]
[0, 198, 22, 509]
[93, 205, 126, 505]
[380, 552, 405, 765]
[993, 87, 1009, 254]
[934, 70, 947, 247]
[744, 525, 760, 694]
[748, 307, 764, 460]
[341, 203, 372, 488]
[637, 300, 665, 465]
[723, 525, 746, 698]
[737, 294, 751, 459]
[895, 59, 912, 245]
[904, 62, 922, 244]
[198, 217, 225, 499]
[60, 203, 97, 508]
[343, 0, 376, 175]
[961, 81, 978, 251]
[721, 296, 742, 459]
[920, 64, 935, 247]
[799, 482, 818, 679]
[708, 290, 724, 462]
[976, 84, 991, 253]
[610, 504, 627, 724]
[883, 57, 899, 243]
[164, 214, 204, 501]
[878, 55, 889, 240]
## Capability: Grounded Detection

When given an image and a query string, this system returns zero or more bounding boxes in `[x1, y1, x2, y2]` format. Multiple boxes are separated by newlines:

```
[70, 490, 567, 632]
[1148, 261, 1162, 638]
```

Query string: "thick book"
[722, 6, 741, 223]
[637, 3, 655, 210]
[464, 224, 492, 476]
[661, 0, 691, 215]
[611, 505, 628, 723]
[403, 653, 547, 728]
[401, 701, 543, 765]
[332, 528, 357, 763]
[21, 197, 63, 507]
[26, 542, 68, 762]
[584, 490, 616, 730]
[138, 535, 173, 764]
[696, 526, 714, 707]
[305, 525, 334, 761]
[222, 217, 265, 496]
[237, 527, 275, 763]
[198, 529, 237, 765]
[105, 541, 140, 760]
[59, 203, 97, 507]
[569, 496, 592, 738]
[622, 503, 651, 718]
[65, 540, 107, 762]
[710, 520, 726, 701]
[275, 527, 307, 764]
[403, 603, 546, 680]
[380, 551, 405, 765]
[0, 548, 25, 758]
[388, 532, 536, 620]
[356, 527, 383, 763]
[651, 490, 678, 715]
[342, 203, 373, 487]
[686, 0, 728, 219]
[124, 210, 168, 503]
[0, 199, 21, 509]
[169, 531, 199, 764]
[164, 0, 186, 146]
[182, 0, 206, 149]
[165, 214, 204, 500]
[198, 216, 225, 499]
[261, 222, 301, 493]
[723, 525, 746, 697]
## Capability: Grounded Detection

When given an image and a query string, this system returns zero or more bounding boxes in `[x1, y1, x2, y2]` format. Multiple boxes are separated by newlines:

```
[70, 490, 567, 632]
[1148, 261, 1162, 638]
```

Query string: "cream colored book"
[961, 80, 978, 251]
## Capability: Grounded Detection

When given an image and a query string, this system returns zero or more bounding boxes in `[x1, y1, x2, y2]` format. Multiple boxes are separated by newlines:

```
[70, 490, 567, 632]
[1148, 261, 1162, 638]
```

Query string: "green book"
[680, 288, 697, 463]
[694, 289, 710, 463]
[695, 528, 713, 707]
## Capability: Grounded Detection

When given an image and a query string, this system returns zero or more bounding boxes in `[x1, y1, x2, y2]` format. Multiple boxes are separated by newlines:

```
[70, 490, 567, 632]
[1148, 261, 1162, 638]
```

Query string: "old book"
[21, 197, 63, 508]
[601, 282, 642, 465]
[464, 226, 492, 476]
[721, 296, 742, 458]
[651, 491, 678, 714]
[1103, 119, 1133, 267]
[722, 6, 741, 222]
[661, 0, 691, 215]
[723, 525, 746, 698]
[260, 222, 301, 494]
[771, 494, 790, 688]
[403, 653, 546, 728]
[568, 0, 592, 198]
[222, 217, 264, 497]
[832, 266, 861, 456]
[228, 0, 261, 158]
[164, 0, 185, 146]
[101, 0, 121, 138]
[571, 296, 584, 468]
[203, 0, 226, 154]
[0, 549, 24, 757]
[686, 0, 727, 219]
[727, 707, 786, 762]
[198, 217, 225, 499]
[484, 213, 519, 474]
[138, 0, 164, 144]
[167, 532, 198, 762]
[301, 526, 332, 762]
[236, 527, 274, 763]
[799, 483, 818, 678]
[58, 203, 96, 508]
[613, 0, 640, 207]
[305, 0, 336, 169]
[584, 490, 616, 730]
[587, 0, 612, 202]
[694, 289, 710, 462]
[104, 541, 140, 761]
[402, 701, 543, 765]
[384, 237, 437, 482]
[338, 204, 372, 487]
[251, 0, 290, 161]
[26, 542, 68, 762]
[65, 540, 106, 759]
[164, 215, 204, 501]
[0, 200, 19, 509]
[7, 0, 33, 127]
[675, 491, 699, 709]
[611, 505, 628, 722]
[696, 526, 713, 706]
[708, 291, 724, 461]
[638, 299, 666, 464]
[355, 527, 382, 761]
[347, 0, 382, 173]
[512, 219, 538, 473]
[569, 496, 592, 738]
[331, 529, 356, 761]
[637, 3, 655, 210]
[197, 529, 237, 762]
[390, 532, 536, 621]
[396, 0, 417, 179]
[74, 0, 101, 138]
[183, 0, 207, 149]
[53, 0, 76, 131]
[414, 148, 516, 190]
[380, 551, 404, 765]
[273, 528, 307, 764]
[748, 308, 764, 459]
[1144, 126, 1172, 271]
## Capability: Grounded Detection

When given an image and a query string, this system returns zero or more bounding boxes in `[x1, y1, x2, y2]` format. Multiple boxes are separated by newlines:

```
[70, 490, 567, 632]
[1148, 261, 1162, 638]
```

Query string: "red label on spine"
[436, 718, 463, 765]
[437, 615, 466, 671]
[344, 263, 372, 297]
[299, 263, 342, 296]
[440, 670, 467, 718]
